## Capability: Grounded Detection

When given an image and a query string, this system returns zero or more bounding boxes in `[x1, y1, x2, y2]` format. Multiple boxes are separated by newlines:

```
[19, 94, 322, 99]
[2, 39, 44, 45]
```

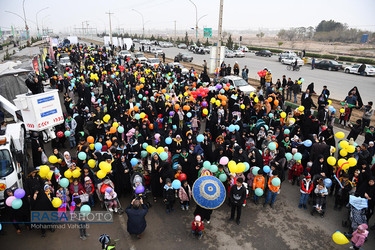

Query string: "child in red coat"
[339, 104, 350, 127]
[191, 215, 204, 239]
[290, 161, 303, 186]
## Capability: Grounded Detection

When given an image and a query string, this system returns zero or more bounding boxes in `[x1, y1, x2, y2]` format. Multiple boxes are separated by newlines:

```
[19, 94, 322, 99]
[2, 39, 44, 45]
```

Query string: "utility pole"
[106, 10, 114, 45]
[216, 0, 224, 70]
[174, 20, 177, 42]
[22, 0, 30, 44]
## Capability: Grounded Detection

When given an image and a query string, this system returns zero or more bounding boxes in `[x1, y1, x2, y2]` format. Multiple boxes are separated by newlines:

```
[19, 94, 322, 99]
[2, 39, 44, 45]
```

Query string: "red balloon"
[57, 131, 64, 138]
[178, 173, 187, 181]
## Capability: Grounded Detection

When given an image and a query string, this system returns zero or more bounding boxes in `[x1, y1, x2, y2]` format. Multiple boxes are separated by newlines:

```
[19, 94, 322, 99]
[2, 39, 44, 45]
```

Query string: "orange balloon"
[274, 100, 279, 106]
[224, 86, 229, 91]
[87, 136, 94, 144]
[175, 104, 180, 110]
[189, 96, 194, 101]
[134, 106, 139, 112]
[135, 86, 140, 91]
[275, 142, 278, 148]
[106, 140, 112, 147]
[267, 97, 273, 103]
[222, 101, 227, 106]
[109, 127, 117, 134]
[140, 84, 144, 89]
[149, 124, 154, 130]
[162, 89, 167, 93]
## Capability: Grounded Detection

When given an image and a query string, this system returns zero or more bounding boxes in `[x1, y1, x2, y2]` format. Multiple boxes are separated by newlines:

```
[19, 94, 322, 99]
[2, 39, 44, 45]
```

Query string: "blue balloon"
[172, 125, 177, 130]
[234, 125, 240, 131]
[228, 125, 235, 132]
[159, 152, 168, 161]
[172, 180, 181, 189]
[303, 140, 312, 147]
[263, 165, 271, 173]
[187, 112, 192, 118]
[244, 162, 250, 172]
[165, 137, 172, 145]
[95, 142, 102, 151]
[197, 134, 204, 142]
[130, 158, 138, 166]
[323, 178, 332, 188]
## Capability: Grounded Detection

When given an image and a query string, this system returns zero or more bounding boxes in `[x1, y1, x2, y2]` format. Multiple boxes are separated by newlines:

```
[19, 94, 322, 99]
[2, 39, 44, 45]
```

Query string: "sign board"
[203, 28, 212, 38]
[361, 34, 368, 43]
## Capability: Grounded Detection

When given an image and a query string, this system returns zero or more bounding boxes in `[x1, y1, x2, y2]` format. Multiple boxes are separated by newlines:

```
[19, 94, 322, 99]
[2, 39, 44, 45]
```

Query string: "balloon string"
[335, 162, 348, 189]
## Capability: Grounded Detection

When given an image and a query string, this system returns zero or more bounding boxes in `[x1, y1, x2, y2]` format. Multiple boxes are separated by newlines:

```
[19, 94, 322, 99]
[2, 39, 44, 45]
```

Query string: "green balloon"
[12, 198, 23, 209]
[255, 188, 263, 196]
[219, 173, 227, 182]
[142, 143, 148, 149]
[203, 161, 211, 169]
[141, 150, 148, 158]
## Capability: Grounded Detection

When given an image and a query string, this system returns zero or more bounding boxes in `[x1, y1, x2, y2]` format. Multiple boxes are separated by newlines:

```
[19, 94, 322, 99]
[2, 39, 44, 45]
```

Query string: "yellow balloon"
[298, 106, 305, 111]
[72, 169, 81, 178]
[215, 100, 221, 106]
[331, 146, 336, 153]
[184, 92, 188, 97]
[228, 161, 237, 173]
[348, 158, 357, 167]
[150, 147, 157, 154]
[338, 158, 347, 167]
[140, 113, 146, 119]
[210, 97, 216, 104]
[165, 95, 170, 100]
[112, 122, 119, 128]
[241, 104, 245, 109]
[340, 149, 348, 157]
[52, 198, 62, 208]
[328, 100, 332, 105]
[203, 109, 208, 115]
[157, 147, 164, 154]
[64, 170, 72, 179]
[254, 97, 259, 103]
[47, 171, 54, 180]
[339, 140, 349, 149]
[49, 155, 58, 164]
[335, 132, 345, 139]
[327, 156, 336, 166]
[237, 163, 246, 173]
[346, 145, 355, 154]
[280, 112, 286, 118]
[332, 232, 349, 245]
[39, 165, 50, 175]
[89, 143, 95, 150]
[340, 109, 345, 114]
[97, 170, 106, 179]
[103, 114, 111, 123]
[88, 159, 96, 168]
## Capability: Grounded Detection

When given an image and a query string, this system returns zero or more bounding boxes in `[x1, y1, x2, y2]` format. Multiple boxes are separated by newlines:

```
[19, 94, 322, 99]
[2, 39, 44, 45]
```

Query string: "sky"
[1, 0, 374, 36]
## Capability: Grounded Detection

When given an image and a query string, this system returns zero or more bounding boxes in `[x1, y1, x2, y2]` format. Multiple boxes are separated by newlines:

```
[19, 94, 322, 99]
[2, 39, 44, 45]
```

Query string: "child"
[215, 165, 226, 179]
[334, 173, 352, 210]
[339, 104, 350, 127]
[290, 161, 303, 185]
[144, 169, 151, 190]
[350, 169, 360, 194]
[175, 165, 182, 180]
[104, 187, 118, 213]
[179, 180, 191, 210]
[66, 126, 76, 149]
[191, 116, 199, 132]
[84, 177, 95, 207]
[299, 174, 313, 209]
[56, 184, 70, 203]
[263, 171, 280, 208]
[191, 215, 204, 239]
[163, 178, 175, 214]
[313, 179, 328, 216]
[350, 224, 369, 250]
[253, 169, 265, 205]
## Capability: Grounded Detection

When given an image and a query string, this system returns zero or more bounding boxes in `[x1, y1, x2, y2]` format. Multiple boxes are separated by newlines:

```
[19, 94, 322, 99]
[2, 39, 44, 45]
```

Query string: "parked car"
[59, 57, 71, 67]
[159, 42, 173, 48]
[281, 57, 304, 66]
[239, 46, 249, 52]
[233, 50, 245, 58]
[132, 52, 147, 64]
[146, 58, 161, 68]
[315, 60, 342, 71]
[118, 50, 131, 59]
[225, 50, 235, 58]
[174, 53, 193, 62]
[150, 47, 163, 56]
[255, 50, 272, 57]
[177, 43, 187, 49]
[344, 64, 375, 76]
[278, 51, 297, 61]
[203, 47, 211, 54]
[167, 62, 189, 74]
[220, 76, 256, 94]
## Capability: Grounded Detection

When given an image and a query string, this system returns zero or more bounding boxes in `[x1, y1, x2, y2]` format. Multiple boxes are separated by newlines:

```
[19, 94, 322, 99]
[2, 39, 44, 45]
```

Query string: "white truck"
[0, 89, 64, 207]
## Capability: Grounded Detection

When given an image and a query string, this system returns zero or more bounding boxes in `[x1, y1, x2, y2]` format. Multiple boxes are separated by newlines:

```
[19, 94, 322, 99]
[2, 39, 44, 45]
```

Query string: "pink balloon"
[155, 133, 160, 140]
[219, 156, 229, 165]
[6, 196, 16, 207]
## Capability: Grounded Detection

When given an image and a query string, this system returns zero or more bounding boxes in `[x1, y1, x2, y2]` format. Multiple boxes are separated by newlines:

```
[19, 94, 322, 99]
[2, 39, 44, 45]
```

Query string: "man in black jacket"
[125, 198, 148, 238]
[229, 178, 246, 225]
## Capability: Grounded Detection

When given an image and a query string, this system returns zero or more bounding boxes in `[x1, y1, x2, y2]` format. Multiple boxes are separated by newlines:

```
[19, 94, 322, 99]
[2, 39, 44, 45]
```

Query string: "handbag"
[41, 151, 48, 164]
[80, 193, 89, 203]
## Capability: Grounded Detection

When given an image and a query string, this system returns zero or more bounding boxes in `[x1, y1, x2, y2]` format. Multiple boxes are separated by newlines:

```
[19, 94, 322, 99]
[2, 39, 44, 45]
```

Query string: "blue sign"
[361, 34, 368, 43]
[37, 96, 54, 104]
[40, 109, 57, 118]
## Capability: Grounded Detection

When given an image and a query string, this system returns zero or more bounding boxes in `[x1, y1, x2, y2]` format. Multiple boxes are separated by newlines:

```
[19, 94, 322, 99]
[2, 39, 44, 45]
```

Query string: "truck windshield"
[0, 149, 14, 178]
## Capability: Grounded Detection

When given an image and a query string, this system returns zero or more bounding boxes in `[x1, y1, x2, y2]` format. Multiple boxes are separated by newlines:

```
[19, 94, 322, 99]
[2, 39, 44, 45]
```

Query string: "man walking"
[242, 66, 249, 82]
[229, 178, 246, 225]
[361, 101, 374, 132]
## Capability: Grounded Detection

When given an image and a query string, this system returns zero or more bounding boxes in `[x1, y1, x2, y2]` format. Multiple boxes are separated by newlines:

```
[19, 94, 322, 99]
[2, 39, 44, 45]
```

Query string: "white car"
[279, 51, 297, 61]
[281, 57, 304, 66]
[167, 62, 189, 75]
[59, 57, 71, 67]
[133, 52, 147, 64]
[220, 76, 256, 94]
[146, 58, 161, 68]
[151, 47, 163, 56]
[118, 50, 131, 59]
[239, 46, 249, 52]
[225, 50, 235, 58]
[234, 50, 245, 58]
[344, 64, 375, 76]
[177, 43, 187, 49]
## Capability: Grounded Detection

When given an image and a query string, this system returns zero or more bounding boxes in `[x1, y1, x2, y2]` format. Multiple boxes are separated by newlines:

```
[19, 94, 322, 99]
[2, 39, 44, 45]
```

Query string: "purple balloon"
[135, 185, 145, 194]
[216, 84, 222, 89]
[202, 101, 208, 107]
[169, 111, 174, 116]
[14, 189, 25, 199]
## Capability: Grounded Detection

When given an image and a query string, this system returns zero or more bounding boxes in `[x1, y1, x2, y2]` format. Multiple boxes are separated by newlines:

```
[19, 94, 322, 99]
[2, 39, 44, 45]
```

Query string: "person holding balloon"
[4, 188, 30, 234]
[312, 179, 328, 217]
[263, 171, 281, 208]
[163, 178, 176, 214]
[253, 169, 265, 205]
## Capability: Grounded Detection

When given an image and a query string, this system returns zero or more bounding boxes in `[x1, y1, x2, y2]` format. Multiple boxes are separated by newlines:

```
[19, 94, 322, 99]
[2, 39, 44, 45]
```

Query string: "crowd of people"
[2, 41, 375, 248]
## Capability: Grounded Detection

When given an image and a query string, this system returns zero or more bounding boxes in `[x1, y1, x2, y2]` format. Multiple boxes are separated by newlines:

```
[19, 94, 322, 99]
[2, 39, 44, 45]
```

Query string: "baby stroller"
[97, 177, 124, 214]
[342, 195, 368, 234]
[131, 172, 151, 208]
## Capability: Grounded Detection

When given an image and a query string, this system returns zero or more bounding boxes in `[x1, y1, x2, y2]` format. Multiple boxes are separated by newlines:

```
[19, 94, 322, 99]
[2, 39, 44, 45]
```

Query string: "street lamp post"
[188, 0, 198, 42]
[216, 0, 224, 70]
[132, 9, 145, 38]
[36, 7, 49, 38]
[22, 0, 31, 44]
[5, 10, 29, 43]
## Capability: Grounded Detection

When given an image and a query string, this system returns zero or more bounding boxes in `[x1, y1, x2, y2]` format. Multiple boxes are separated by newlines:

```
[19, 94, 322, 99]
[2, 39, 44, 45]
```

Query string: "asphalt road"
[151, 45, 375, 104]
